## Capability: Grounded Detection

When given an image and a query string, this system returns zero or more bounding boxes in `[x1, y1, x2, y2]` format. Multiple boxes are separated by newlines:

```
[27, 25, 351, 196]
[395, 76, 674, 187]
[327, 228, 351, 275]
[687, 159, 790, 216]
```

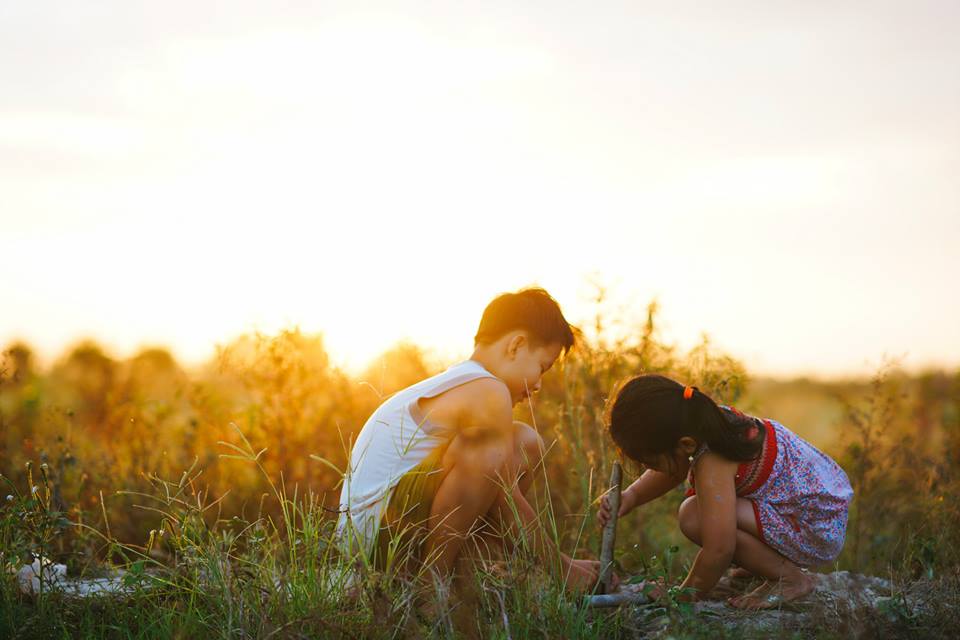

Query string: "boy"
[337, 287, 599, 591]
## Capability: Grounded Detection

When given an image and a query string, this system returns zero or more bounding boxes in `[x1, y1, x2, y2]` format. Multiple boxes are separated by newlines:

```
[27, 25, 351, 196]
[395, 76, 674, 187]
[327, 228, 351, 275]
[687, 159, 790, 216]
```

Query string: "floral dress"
[686, 406, 854, 567]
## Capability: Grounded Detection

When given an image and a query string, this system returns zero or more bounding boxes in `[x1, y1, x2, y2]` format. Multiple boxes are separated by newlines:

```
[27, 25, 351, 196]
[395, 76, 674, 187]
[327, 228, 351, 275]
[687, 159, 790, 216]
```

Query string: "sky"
[2, 1, 958, 378]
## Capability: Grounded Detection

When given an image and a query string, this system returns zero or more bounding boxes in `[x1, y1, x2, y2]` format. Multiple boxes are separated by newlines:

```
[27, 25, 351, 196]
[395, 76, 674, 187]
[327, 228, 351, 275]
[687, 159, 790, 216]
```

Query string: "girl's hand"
[641, 578, 668, 601]
[597, 487, 636, 528]
[640, 579, 696, 603]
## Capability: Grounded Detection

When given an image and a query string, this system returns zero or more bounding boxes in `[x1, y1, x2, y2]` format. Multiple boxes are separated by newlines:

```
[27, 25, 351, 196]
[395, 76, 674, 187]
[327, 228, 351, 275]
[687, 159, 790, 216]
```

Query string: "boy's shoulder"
[418, 374, 512, 430]
[453, 375, 511, 407]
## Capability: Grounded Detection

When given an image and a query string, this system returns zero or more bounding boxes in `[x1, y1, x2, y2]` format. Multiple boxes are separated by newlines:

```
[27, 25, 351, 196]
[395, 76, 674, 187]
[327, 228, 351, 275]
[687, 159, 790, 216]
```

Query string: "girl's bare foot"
[727, 579, 771, 608]
[727, 571, 816, 609]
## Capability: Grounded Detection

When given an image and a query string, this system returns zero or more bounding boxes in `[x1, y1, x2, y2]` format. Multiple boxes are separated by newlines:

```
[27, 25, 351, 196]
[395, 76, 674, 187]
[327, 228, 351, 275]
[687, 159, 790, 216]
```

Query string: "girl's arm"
[623, 467, 686, 509]
[597, 465, 687, 527]
[677, 452, 739, 599]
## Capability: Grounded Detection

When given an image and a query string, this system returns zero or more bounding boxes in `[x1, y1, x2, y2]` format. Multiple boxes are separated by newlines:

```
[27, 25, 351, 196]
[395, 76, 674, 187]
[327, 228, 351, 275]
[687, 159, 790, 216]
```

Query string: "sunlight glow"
[2, 4, 958, 377]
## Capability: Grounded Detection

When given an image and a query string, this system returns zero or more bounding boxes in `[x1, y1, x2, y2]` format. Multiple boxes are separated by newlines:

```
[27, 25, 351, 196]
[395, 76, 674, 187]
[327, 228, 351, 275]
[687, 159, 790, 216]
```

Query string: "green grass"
[2, 306, 959, 638]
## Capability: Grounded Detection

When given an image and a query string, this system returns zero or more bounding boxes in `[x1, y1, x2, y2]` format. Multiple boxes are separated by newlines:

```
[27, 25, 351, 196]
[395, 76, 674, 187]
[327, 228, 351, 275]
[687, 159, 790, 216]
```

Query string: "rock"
[15, 555, 145, 598]
[623, 570, 909, 637]
[17, 556, 68, 595]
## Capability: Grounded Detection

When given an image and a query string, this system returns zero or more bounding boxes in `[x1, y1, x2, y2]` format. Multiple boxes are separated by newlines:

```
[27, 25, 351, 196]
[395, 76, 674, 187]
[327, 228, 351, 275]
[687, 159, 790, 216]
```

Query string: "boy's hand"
[562, 557, 601, 594]
[597, 488, 636, 528]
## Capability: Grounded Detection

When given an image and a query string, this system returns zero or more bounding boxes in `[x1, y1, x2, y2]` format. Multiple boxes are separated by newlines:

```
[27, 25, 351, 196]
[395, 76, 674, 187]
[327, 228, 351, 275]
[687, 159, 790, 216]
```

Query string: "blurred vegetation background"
[1, 302, 957, 582]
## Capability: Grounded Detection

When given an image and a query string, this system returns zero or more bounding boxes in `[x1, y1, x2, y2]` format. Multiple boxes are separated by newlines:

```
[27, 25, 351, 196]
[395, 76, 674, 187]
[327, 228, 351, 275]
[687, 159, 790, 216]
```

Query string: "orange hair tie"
[683, 386, 694, 399]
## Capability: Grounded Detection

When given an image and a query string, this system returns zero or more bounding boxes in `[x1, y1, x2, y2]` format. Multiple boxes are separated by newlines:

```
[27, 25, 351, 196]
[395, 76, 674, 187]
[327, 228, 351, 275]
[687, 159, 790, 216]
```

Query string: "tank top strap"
[416, 360, 499, 399]
[691, 441, 710, 463]
[685, 441, 710, 495]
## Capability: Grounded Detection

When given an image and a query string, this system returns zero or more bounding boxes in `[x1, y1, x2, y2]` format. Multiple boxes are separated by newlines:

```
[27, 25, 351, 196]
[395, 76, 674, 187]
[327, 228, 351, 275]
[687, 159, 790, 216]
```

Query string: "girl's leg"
[724, 528, 815, 608]
[677, 494, 760, 543]
[677, 496, 815, 608]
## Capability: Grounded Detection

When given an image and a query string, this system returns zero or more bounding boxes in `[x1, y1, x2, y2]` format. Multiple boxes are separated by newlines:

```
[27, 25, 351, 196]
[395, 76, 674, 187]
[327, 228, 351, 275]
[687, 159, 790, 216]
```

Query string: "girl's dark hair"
[607, 374, 761, 469]
[474, 287, 577, 354]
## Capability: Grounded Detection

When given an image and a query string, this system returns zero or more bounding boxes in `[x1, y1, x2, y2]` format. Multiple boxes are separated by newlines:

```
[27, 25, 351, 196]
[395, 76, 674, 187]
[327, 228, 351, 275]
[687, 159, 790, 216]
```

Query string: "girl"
[597, 374, 853, 609]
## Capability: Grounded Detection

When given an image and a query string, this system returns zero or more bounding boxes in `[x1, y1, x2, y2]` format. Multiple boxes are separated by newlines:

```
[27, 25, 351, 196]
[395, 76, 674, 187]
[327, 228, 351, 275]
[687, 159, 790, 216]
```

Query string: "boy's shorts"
[373, 443, 450, 571]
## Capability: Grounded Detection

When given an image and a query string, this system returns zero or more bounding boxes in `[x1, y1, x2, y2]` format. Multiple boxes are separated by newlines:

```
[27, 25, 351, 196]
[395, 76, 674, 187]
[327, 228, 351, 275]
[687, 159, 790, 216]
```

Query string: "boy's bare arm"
[454, 378, 516, 446]
[421, 379, 516, 575]
[455, 379, 598, 585]
[456, 379, 552, 534]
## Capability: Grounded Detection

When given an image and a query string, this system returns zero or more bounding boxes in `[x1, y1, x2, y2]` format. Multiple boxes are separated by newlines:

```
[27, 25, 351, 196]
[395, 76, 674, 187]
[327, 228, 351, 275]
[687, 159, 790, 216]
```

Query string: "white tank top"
[336, 359, 500, 558]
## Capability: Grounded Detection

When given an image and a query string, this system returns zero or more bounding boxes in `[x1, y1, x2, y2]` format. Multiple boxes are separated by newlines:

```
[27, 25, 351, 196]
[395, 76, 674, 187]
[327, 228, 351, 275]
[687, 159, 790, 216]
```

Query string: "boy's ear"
[506, 332, 526, 358]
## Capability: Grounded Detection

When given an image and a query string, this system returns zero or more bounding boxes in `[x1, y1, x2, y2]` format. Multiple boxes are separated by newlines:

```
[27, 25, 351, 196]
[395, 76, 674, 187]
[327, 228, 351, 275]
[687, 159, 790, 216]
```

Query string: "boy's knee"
[678, 496, 701, 543]
[513, 421, 545, 469]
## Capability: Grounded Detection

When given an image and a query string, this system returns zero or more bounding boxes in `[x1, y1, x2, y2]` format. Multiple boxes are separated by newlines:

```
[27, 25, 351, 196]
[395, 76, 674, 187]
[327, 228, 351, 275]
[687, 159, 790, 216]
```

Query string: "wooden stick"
[584, 591, 648, 608]
[598, 461, 622, 594]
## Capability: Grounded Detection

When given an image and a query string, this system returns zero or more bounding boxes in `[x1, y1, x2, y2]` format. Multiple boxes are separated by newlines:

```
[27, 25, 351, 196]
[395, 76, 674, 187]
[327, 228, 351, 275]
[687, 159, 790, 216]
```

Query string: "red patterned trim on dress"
[685, 411, 775, 498]
[750, 499, 765, 542]
[735, 419, 777, 495]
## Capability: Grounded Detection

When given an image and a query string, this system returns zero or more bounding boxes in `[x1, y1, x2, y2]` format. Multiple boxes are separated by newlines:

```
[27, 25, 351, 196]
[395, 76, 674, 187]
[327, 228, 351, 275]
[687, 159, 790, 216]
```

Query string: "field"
[2, 306, 958, 638]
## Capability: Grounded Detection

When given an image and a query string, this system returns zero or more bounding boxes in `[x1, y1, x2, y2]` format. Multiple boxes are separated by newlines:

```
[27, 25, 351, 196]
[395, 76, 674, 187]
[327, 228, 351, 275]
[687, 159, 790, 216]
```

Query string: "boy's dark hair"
[474, 287, 577, 354]
[607, 374, 761, 473]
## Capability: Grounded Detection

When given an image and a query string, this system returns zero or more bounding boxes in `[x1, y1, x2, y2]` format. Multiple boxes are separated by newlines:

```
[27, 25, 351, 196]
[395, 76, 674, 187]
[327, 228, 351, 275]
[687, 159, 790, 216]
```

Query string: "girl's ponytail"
[684, 386, 761, 461]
